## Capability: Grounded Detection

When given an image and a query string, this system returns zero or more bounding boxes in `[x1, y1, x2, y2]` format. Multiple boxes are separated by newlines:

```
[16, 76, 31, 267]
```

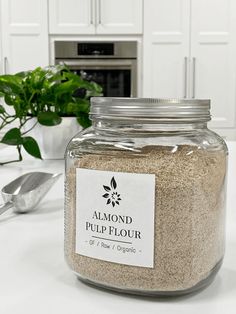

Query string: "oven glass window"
[74, 69, 131, 97]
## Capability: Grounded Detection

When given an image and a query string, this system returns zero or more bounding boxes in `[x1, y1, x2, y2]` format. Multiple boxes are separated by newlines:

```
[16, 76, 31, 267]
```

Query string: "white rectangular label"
[75, 168, 155, 268]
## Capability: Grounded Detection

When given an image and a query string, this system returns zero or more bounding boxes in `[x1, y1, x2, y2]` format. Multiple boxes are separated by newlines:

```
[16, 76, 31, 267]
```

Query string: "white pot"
[24, 117, 82, 159]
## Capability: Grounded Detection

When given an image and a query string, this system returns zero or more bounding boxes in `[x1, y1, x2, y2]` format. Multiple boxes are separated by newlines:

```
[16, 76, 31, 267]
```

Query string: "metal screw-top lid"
[90, 97, 211, 122]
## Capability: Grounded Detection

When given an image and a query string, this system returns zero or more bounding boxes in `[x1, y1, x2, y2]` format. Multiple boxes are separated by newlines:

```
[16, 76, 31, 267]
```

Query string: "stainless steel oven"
[54, 41, 137, 97]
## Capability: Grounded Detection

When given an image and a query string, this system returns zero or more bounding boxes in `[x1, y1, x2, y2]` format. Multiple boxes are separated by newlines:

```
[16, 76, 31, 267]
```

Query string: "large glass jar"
[65, 98, 228, 296]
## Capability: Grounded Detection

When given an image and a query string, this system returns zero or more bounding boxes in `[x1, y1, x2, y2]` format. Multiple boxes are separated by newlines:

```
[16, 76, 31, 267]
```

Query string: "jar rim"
[90, 97, 211, 122]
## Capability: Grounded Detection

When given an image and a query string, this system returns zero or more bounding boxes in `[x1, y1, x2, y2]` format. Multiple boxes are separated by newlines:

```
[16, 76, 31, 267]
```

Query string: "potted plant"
[0, 65, 102, 164]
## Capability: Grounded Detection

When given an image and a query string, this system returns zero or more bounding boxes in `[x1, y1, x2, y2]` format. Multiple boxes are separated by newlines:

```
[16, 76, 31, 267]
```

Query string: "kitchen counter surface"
[0, 142, 235, 314]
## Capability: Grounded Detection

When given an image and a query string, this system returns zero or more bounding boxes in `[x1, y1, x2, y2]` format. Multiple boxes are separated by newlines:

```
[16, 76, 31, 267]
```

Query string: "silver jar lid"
[90, 97, 211, 122]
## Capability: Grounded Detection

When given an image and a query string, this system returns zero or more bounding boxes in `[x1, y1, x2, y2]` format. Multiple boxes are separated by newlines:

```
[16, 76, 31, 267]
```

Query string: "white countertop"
[0, 142, 236, 314]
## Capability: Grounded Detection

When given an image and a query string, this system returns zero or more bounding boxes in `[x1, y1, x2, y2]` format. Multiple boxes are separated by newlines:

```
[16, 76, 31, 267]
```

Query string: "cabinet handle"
[98, 0, 101, 24]
[184, 57, 188, 98]
[3, 57, 7, 74]
[90, 0, 93, 24]
[192, 57, 196, 99]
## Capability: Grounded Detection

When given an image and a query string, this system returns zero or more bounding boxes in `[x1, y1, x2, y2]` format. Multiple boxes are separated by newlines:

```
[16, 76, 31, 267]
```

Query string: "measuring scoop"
[0, 172, 61, 215]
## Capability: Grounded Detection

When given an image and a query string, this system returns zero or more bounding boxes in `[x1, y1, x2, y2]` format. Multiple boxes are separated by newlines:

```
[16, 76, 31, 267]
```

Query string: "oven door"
[57, 59, 137, 97]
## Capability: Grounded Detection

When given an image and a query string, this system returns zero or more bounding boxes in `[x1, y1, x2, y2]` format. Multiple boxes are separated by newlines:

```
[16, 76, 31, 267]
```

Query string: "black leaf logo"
[103, 185, 111, 192]
[102, 176, 121, 207]
[111, 177, 117, 189]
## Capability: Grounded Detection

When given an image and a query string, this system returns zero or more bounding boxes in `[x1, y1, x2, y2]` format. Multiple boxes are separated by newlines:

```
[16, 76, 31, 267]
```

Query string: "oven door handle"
[58, 59, 136, 68]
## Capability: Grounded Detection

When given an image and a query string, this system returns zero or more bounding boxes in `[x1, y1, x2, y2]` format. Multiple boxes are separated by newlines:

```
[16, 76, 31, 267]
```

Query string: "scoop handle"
[0, 202, 13, 215]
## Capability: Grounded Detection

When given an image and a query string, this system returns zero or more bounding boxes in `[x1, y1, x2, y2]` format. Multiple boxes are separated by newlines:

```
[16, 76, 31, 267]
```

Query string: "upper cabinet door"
[191, 0, 236, 128]
[49, 0, 142, 35]
[1, 0, 49, 74]
[96, 0, 143, 34]
[49, 0, 95, 34]
[143, 0, 190, 98]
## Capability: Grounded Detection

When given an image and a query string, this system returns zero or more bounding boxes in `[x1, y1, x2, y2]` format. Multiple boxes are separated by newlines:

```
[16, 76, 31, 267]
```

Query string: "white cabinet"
[0, 0, 49, 74]
[49, 0, 143, 34]
[191, 0, 236, 129]
[143, 0, 190, 99]
[96, 0, 143, 34]
[49, 0, 94, 34]
[143, 0, 236, 130]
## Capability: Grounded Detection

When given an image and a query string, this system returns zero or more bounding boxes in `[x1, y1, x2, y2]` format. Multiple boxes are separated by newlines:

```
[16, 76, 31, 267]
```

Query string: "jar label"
[75, 168, 155, 268]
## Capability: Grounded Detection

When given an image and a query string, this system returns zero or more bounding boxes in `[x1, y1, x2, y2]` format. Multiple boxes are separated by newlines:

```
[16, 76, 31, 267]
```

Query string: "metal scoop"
[0, 172, 61, 215]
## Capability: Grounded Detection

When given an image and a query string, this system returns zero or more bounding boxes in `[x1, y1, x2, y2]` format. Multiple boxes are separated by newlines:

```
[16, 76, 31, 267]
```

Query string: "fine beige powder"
[65, 145, 227, 292]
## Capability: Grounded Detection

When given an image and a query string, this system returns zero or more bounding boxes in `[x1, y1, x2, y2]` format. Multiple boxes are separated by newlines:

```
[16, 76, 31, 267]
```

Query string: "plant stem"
[17, 145, 23, 161]
[0, 145, 22, 166]
[28, 92, 37, 115]
[19, 117, 33, 128]
[0, 158, 22, 166]
[0, 117, 17, 130]
[21, 119, 38, 135]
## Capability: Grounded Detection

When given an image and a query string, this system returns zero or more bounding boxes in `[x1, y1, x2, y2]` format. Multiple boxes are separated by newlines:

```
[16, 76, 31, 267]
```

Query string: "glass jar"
[65, 98, 228, 296]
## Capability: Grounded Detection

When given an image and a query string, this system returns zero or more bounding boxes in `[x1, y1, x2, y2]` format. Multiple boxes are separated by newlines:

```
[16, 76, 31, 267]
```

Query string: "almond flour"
[64, 145, 227, 293]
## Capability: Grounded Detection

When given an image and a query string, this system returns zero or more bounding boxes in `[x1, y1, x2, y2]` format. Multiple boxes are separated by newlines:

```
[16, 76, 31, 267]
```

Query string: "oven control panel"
[78, 43, 114, 56]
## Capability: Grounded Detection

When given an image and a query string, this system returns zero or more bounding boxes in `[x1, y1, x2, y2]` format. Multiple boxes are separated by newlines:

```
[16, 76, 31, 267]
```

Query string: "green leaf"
[30, 67, 47, 90]
[15, 70, 30, 79]
[0, 104, 5, 113]
[1, 128, 22, 145]
[4, 94, 16, 106]
[0, 75, 23, 95]
[22, 136, 42, 159]
[76, 112, 91, 129]
[37, 111, 62, 126]
[75, 99, 90, 113]
[65, 99, 90, 115]
[54, 80, 80, 96]
[89, 81, 103, 94]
